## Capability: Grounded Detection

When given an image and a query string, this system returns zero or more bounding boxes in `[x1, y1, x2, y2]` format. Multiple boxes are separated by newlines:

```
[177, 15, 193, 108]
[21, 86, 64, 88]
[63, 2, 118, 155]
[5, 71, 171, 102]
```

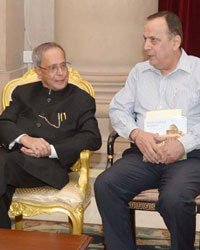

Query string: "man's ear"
[173, 35, 181, 50]
[34, 66, 42, 80]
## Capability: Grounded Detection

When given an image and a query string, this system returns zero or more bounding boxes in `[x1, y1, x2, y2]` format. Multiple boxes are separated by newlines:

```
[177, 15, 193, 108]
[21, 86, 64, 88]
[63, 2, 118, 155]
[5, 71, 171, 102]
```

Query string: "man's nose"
[144, 39, 151, 50]
[56, 66, 63, 75]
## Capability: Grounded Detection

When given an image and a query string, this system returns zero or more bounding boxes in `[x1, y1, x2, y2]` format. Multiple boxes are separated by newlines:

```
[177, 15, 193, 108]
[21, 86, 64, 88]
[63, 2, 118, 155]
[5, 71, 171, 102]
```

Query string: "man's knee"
[157, 191, 195, 215]
[94, 170, 111, 197]
[94, 166, 121, 199]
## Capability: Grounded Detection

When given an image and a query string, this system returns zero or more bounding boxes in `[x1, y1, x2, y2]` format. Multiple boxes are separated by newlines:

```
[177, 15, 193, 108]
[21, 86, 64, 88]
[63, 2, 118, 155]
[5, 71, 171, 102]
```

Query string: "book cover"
[144, 109, 187, 161]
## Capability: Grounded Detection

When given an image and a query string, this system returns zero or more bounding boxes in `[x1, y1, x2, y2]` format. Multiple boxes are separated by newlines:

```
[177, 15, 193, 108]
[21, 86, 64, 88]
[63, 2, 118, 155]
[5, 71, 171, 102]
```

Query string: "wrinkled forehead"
[41, 47, 66, 65]
[144, 17, 169, 37]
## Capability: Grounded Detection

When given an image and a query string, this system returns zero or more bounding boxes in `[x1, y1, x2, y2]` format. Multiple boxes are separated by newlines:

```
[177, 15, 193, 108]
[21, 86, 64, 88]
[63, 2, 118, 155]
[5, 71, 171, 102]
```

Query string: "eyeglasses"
[38, 62, 71, 74]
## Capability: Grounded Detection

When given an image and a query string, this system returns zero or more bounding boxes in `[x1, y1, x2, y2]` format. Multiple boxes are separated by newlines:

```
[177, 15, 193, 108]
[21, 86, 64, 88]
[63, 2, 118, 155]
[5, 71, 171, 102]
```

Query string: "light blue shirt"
[110, 49, 200, 153]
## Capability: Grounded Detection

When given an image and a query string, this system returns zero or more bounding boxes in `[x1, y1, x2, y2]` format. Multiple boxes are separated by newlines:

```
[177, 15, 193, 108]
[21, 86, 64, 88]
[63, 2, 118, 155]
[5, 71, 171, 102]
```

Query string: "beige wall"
[55, 0, 158, 155]
[55, 0, 155, 73]
[0, 0, 24, 98]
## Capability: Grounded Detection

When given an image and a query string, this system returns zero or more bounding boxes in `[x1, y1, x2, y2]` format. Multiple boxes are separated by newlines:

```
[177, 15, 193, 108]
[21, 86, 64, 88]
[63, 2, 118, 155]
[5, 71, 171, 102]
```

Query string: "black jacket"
[0, 81, 101, 189]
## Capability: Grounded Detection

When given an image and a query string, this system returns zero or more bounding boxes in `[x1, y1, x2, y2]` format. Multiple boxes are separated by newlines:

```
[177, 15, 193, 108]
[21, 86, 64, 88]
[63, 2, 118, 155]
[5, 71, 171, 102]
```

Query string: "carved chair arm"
[70, 150, 91, 198]
[78, 150, 92, 197]
[106, 130, 120, 169]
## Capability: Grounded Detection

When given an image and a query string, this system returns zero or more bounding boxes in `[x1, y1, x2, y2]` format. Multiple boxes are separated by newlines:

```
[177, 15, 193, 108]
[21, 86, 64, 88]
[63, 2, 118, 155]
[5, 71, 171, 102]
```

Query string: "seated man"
[0, 42, 102, 229]
[95, 11, 200, 250]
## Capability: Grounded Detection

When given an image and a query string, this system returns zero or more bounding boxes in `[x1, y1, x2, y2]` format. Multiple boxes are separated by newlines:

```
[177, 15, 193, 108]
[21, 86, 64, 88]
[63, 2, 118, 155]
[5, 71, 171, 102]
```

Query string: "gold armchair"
[107, 130, 200, 243]
[2, 68, 95, 234]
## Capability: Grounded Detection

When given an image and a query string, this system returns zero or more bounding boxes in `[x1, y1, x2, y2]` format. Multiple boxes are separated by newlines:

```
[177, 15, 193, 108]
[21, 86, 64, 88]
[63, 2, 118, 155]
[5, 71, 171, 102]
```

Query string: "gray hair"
[32, 42, 66, 66]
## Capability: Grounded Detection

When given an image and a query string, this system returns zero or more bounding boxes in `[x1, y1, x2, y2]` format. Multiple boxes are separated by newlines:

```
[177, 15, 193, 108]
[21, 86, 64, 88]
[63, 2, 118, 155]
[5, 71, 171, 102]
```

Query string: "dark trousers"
[94, 147, 200, 250]
[0, 149, 46, 229]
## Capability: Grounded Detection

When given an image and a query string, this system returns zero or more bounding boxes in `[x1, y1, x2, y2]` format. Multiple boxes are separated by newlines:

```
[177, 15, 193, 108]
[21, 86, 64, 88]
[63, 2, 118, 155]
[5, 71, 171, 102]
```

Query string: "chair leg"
[68, 217, 73, 233]
[130, 209, 136, 243]
[15, 214, 23, 230]
[67, 206, 84, 235]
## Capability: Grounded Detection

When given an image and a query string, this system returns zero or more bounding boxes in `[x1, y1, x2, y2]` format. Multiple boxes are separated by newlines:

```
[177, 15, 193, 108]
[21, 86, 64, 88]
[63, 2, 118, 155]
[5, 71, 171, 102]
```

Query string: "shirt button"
[36, 122, 41, 128]
[47, 97, 51, 103]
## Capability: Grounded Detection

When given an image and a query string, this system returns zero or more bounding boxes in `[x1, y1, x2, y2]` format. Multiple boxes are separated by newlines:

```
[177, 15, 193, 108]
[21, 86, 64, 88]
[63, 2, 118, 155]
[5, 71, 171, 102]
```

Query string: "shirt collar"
[175, 49, 191, 74]
[142, 49, 191, 75]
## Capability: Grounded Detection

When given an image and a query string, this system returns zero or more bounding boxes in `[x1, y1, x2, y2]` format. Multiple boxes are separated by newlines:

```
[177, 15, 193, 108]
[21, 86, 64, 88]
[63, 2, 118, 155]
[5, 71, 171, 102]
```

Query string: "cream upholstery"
[11, 173, 91, 208]
[2, 68, 94, 234]
[132, 189, 159, 202]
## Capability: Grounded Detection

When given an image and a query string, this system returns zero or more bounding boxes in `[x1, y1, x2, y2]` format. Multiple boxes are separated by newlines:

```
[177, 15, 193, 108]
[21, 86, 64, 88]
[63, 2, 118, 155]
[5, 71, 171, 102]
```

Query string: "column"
[0, 0, 24, 102]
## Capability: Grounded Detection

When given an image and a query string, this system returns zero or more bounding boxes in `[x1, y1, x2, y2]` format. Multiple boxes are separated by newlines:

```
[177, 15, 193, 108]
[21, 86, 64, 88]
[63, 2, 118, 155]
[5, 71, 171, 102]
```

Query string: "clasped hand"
[131, 130, 185, 164]
[19, 135, 51, 158]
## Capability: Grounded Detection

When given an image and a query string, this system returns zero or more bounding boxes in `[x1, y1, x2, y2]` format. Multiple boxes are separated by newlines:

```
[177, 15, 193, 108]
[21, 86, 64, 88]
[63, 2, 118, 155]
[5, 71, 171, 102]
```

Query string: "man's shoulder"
[134, 60, 150, 70]
[67, 83, 94, 100]
[187, 54, 200, 66]
[15, 81, 41, 91]
[180, 50, 200, 71]
[128, 60, 151, 76]
[12, 82, 41, 98]
[183, 54, 200, 78]
[185, 51, 200, 61]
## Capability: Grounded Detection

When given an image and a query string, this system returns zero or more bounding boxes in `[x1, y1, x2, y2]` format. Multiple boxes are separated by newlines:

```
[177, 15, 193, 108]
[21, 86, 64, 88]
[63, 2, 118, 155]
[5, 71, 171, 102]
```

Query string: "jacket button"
[36, 122, 41, 128]
[47, 97, 51, 103]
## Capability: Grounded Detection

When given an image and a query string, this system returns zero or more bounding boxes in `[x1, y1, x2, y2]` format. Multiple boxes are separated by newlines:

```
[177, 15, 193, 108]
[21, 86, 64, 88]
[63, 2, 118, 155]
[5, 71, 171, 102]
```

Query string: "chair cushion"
[12, 172, 91, 209]
[132, 189, 200, 205]
[132, 189, 159, 202]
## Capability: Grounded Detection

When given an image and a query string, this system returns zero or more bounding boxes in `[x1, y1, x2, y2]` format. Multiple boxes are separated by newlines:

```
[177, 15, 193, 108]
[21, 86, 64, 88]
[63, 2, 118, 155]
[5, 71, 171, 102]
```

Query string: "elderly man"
[0, 42, 101, 229]
[95, 11, 200, 250]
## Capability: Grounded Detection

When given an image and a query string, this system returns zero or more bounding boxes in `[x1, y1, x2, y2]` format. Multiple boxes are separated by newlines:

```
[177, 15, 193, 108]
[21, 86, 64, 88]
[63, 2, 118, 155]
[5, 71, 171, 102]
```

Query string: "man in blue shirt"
[95, 11, 200, 250]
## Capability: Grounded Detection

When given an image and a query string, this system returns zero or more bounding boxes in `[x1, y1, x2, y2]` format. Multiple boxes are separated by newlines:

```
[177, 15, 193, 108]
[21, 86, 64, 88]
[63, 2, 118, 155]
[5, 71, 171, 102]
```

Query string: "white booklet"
[144, 109, 187, 161]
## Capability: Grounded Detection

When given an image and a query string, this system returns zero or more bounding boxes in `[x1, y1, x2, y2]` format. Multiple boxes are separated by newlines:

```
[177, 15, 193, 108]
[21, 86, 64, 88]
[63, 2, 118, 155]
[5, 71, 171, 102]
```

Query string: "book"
[144, 109, 187, 161]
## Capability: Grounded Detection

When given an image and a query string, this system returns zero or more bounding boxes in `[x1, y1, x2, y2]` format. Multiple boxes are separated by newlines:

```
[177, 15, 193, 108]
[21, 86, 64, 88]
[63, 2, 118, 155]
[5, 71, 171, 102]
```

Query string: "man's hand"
[19, 135, 51, 158]
[130, 129, 166, 163]
[160, 139, 185, 164]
